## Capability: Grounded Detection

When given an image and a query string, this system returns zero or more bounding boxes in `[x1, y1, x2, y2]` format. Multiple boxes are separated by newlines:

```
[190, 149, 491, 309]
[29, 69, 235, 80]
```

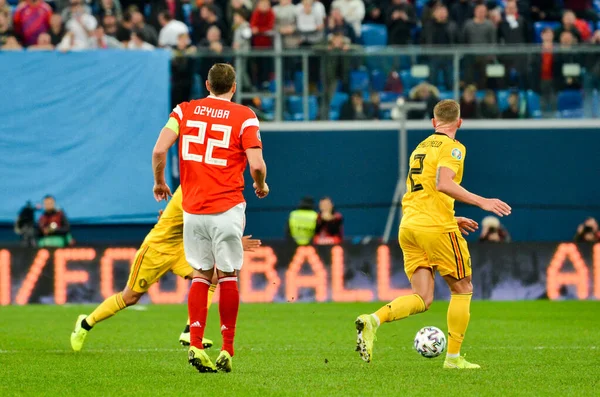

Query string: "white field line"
[0, 346, 596, 354]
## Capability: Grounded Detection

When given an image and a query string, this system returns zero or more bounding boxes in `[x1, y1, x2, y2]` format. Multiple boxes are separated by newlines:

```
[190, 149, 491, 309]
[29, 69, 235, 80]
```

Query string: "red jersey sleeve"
[240, 109, 262, 150]
[169, 102, 189, 124]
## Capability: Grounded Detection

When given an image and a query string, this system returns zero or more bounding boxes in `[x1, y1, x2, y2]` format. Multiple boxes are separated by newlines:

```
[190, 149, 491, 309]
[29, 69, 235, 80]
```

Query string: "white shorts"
[183, 203, 246, 273]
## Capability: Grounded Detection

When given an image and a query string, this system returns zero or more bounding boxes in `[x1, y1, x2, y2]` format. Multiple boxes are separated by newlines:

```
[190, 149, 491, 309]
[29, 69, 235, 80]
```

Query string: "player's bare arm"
[152, 127, 178, 201]
[436, 167, 512, 217]
[455, 217, 478, 236]
[246, 147, 269, 198]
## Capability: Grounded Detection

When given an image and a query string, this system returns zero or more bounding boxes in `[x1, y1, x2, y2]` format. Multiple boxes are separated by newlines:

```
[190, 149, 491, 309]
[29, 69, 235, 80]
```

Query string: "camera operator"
[14, 201, 37, 247]
[479, 216, 510, 243]
[38, 195, 74, 247]
[574, 217, 600, 242]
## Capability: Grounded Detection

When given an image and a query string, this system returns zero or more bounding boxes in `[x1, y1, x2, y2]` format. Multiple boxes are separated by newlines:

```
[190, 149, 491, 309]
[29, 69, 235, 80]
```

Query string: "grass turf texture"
[1, 301, 598, 396]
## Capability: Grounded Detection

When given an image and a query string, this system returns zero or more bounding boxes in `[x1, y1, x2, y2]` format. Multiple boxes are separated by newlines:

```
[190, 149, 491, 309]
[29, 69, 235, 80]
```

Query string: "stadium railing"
[184, 44, 600, 122]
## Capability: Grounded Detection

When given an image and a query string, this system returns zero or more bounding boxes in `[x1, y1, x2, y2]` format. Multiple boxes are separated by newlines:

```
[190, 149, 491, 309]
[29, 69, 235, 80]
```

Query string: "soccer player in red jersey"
[152, 63, 268, 373]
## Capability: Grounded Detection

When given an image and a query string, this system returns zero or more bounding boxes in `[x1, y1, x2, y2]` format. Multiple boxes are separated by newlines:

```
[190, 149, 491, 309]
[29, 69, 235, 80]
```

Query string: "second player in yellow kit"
[355, 100, 512, 369]
[400, 133, 470, 281]
[70, 187, 260, 352]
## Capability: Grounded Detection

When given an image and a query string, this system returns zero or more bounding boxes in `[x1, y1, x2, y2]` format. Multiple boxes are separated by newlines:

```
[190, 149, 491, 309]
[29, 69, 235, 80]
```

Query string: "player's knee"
[451, 278, 473, 295]
[122, 289, 143, 306]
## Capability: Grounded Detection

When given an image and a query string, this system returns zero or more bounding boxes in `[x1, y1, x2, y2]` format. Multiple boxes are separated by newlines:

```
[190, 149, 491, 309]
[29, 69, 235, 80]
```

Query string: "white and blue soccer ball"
[414, 326, 447, 358]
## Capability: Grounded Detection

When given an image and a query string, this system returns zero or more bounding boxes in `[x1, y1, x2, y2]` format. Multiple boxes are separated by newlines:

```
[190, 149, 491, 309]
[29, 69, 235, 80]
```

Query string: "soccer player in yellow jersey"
[355, 100, 511, 369]
[70, 186, 260, 352]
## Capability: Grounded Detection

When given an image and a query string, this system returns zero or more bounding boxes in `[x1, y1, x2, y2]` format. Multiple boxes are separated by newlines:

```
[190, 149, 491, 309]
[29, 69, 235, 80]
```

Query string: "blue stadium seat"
[371, 70, 386, 92]
[182, 3, 193, 27]
[330, 92, 349, 113]
[592, 90, 600, 118]
[594, 0, 600, 13]
[497, 90, 526, 111]
[475, 90, 486, 102]
[294, 71, 304, 94]
[287, 96, 318, 121]
[557, 90, 584, 118]
[526, 90, 542, 119]
[361, 24, 388, 46]
[261, 97, 274, 113]
[533, 22, 560, 43]
[399, 70, 412, 91]
[350, 70, 370, 93]
[379, 91, 401, 103]
[439, 91, 454, 100]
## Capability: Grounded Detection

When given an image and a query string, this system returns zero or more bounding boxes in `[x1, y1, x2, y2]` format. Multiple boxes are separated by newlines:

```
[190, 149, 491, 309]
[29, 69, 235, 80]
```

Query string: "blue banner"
[0, 50, 171, 223]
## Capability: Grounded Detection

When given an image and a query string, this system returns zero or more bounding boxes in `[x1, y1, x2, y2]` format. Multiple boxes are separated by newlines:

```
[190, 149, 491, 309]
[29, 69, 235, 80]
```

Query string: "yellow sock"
[374, 293, 426, 324]
[207, 284, 216, 309]
[87, 292, 127, 327]
[447, 293, 472, 355]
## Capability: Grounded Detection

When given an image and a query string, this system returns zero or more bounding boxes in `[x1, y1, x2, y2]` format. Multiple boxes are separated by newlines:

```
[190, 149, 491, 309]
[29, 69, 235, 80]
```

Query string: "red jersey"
[169, 96, 262, 215]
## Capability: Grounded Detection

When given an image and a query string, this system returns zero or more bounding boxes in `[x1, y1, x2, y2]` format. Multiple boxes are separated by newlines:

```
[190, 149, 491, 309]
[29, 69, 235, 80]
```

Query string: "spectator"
[102, 14, 119, 38]
[127, 29, 154, 50]
[287, 196, 318, 246]
[363, 0, 384, 24]
[538, 28, 556, 115]
[0, 0, 10, 20]
[158, 10, 188, 48]
[385, 0, 416, 45]
[131, 10, 158, 46]
[488, 7, 502, 30]
[327, 6, 356, 43]
[530, 0, 561, 22]
[28, 31, 54, 49]
[274, 0, 298, 49]
[89, 21, 123, 48]
[58, 0, 97, 51]
[0, 9, 11, 47]
[459, 85, 478, 119]
[407, 82, 439, 119]
[367, 91, 381, 119]
[563, 0, 599, 24]
[321, 28, 356, 101]
[199, 25, 224, 54]
[296, 0, 326, 46]
[498, 0, 530, 88]
[554, 31, 582, 90]
[450, 0, 474, 30]
[250, 0, 275, 48]
[554, 10, 582, 43]
[37, 195, 73, 248]
[384, 70, 403, 93]
[60, 0, 92, 25]
[340, 91, 378, 120]
[192, 5, 227, 45]
[420, 0, 443, 25]
[421, 5, 458, 90]
[330, 0, 364, 39]
[115, 10, 133, 43]
[14, 201, 37, 247]
[2, 33, 22, 49]
[228, 0, 251, 25]
[587, 31, 600, 96]
[171, 33, 196, 108]
[463, 3, 496, 88]
[501, 91, 521, 119]
[202, 0, 224, 20]
[574, 217, 600, 242]
[13, 0, 52, 47]
[232, 10, 251, 51]
[479, 216, 510, 243]
[314, 197, 344, 245]
[48, 13, 65, 46]
[479, 90, 500, 119]
[96, 0, 122, 20]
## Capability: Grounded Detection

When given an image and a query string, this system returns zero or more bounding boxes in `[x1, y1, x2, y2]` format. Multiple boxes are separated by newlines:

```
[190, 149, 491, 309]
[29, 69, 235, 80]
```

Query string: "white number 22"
[182, 120, 231, 166]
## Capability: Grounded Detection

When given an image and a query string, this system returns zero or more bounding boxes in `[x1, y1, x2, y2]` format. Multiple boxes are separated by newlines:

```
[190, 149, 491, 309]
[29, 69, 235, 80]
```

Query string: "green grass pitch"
[1, 301, 599, 396]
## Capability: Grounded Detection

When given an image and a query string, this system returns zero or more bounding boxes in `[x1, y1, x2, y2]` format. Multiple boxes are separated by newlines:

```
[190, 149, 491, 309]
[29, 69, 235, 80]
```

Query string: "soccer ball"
[414, 326, 447, 358]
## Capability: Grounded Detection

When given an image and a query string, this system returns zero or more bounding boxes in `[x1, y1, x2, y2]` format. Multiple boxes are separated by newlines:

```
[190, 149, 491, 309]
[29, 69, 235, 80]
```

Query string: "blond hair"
[433, 99, 460, 123]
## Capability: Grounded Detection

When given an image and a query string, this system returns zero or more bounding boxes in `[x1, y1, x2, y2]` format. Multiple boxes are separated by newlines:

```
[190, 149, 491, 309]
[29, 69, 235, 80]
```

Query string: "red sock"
[218, 276, 240, 356]
[188, 277, 211, 349]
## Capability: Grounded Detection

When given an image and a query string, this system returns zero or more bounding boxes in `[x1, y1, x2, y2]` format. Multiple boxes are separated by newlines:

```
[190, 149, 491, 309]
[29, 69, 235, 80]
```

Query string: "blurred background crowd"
[2, 0, 600, 120]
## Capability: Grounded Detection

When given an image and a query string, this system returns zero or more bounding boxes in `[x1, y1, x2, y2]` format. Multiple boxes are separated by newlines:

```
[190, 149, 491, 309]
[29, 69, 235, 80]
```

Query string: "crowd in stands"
[1, 0, 600, 119]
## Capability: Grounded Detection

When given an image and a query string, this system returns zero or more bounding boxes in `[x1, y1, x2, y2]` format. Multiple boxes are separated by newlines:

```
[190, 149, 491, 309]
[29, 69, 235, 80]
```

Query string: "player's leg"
[172, 260, 216, 348]
[355, 228, 431, 363]
[435, 231, 479, 369]
[183, 211, 217, 373]
[210, 203, 246, 373]
[70, 246, 158, 352]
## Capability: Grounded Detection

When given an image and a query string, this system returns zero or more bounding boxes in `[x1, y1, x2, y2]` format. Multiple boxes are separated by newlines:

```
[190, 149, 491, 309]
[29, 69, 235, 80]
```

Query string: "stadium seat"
[557, 90, 584, 118]
[287, 95, 318, 121]
[439, 91, 454, 100]
[526, 90, 542, 119]
[399, 70, 412, 91]
[475, 90, 486, 102]
[370, 70, 386, 92]
[182, 3, 193, 27]
[595, 0, 600, 13]
[592, 90, 600, 118]
[349, 70, 370, 93]
[294, 71, 304, 94]
[361, 24, 387, 46]
[533, 22, 560, 43]
[379, 91, 401, 103]
[261, 97, 274, 113]
[329, 92, 349, 113]
[497, 90, 526, 111]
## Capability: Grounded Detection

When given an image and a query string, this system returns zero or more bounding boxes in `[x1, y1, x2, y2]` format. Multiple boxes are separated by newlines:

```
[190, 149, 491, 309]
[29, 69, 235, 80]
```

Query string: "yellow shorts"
[127, 244, 192, 293]
[399, 228, 471, 281]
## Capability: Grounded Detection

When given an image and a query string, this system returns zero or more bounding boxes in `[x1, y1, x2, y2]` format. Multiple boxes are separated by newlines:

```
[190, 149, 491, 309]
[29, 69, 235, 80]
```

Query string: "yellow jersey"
[400, 132, 466, 233]
[142, 186, 184, 253]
